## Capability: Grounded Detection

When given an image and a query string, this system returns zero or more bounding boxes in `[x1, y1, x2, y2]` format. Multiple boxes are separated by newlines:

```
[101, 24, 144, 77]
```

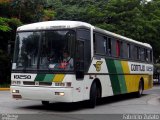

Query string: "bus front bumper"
[10, 86, 73, 103]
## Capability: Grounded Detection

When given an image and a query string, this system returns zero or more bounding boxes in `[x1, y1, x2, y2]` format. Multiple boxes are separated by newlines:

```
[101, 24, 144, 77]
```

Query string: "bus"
[11, 21, 153, 108]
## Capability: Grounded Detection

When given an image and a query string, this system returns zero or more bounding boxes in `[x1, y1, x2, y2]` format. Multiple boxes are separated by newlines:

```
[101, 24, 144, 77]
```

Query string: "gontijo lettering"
[131, 64, 145, 71]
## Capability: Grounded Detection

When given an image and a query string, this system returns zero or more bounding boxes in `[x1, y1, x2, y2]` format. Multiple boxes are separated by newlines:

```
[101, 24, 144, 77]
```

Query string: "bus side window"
[93, 34, 96, 53]
[116, 40, 123, 58]
[112, 39, 116, 57]
[104, 36, 107, 55]
[77, 28, 91, 72]
[141, 48, 145, 61]
[145, 49, 149, 62]
[150, 50, 153, 62]
[120, 41, 123, 58]
[130, 44, 134, 60]
[127, 43, 131, 59]
[122, 42, 127, 59]
[116, 40, 120, 57]
[135, 46, 141, 60]
[108, 38, 112, 56]
[94, 33, 106, 55]
[134, 46, 139, 60]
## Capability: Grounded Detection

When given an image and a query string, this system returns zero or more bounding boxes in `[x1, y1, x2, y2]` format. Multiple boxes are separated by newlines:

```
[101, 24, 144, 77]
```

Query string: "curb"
[0, 88, 10, 91]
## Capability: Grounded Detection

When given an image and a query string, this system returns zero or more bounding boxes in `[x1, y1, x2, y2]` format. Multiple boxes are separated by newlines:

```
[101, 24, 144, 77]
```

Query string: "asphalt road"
[0, 85, 160, 120]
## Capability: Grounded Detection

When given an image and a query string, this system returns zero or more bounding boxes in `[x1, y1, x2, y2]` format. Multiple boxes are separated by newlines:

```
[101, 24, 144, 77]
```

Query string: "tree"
[10, 0, 46, 22]
[0, 17, 11, 32]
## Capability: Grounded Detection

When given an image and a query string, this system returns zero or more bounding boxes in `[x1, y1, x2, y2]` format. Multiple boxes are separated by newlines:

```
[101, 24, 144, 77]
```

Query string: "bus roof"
[17, 20, 152, 49]
[17, 20, 93, 31]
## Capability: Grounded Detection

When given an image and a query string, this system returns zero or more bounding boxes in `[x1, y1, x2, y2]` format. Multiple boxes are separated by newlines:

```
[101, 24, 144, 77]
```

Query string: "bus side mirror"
[75, 61, 84, 80]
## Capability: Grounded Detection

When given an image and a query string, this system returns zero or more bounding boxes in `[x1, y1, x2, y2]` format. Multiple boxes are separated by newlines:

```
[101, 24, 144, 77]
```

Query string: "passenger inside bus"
[58, 51, 73, 70]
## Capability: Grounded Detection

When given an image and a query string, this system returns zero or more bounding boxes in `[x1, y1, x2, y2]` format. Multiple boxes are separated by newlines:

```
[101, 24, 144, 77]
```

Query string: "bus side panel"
[121, 61, 140, 93]
[87, 58, 114, 98]
[127, 62, 153, 92]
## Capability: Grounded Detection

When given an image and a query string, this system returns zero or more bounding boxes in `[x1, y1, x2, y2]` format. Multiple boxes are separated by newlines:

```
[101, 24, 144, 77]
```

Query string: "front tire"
[87, 82, 97, 108]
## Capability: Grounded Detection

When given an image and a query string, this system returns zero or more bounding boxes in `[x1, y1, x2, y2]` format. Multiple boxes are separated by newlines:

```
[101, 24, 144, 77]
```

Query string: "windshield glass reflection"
[12, 30, 75, 71]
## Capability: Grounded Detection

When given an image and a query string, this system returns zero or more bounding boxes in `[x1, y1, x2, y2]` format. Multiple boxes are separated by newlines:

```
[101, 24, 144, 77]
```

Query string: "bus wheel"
[88, 82, 97, 108]
[41, 101, 50, 106]
[135, 80, 143, 98]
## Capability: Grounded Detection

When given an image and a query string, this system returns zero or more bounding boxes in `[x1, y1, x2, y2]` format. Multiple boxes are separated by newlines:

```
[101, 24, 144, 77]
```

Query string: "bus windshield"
[12, 30, 75, 71]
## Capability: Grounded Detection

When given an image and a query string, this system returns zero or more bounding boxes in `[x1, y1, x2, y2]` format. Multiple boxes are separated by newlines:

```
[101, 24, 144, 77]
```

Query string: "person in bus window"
[59, 51, 73, 70]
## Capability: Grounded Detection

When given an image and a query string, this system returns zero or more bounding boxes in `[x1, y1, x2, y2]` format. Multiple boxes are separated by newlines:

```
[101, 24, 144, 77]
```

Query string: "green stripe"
[114, 60, 127, 94]
[43, 74, 55, 82]
[35, 74, 46, 81]
[106, 59, 121, 95]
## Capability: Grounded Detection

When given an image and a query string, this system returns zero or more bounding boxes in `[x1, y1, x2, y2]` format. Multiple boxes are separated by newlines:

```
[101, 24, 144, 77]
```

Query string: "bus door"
[76, 28, 91, 79]
[75, 40, 85, 79]
[73, 28, 91, 101]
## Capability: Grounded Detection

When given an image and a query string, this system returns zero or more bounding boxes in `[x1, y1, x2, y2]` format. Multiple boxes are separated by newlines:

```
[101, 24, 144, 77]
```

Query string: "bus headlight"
[12, 89, 19, 93]
[55, 92, 65, 96]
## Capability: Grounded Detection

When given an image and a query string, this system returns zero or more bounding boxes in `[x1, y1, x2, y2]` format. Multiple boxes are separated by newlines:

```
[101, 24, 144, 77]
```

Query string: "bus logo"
[94, 61, 103, 72]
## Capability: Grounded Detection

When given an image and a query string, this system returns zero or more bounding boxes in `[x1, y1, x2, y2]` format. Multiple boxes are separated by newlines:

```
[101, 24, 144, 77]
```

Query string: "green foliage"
[0, 17, 11, 32]
[42, 9, 56, 21]
[10, 0, 46, 22]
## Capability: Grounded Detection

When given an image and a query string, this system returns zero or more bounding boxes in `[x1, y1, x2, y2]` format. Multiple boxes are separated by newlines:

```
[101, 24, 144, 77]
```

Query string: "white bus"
[11, 21, 153, 108]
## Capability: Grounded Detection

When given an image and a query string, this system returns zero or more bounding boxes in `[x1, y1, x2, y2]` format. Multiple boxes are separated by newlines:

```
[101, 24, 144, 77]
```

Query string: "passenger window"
[108, 38, 112, 56]
[150, 50, 153, 62]
[136, 47, 141, 60]
[116, 40, 121, 57]
[111, 39, 117, 57]
[141, 48, 145, 61]
[94, 33, 106, 55]
[145, 49, 149, 62]
[127, 43, 131, 58]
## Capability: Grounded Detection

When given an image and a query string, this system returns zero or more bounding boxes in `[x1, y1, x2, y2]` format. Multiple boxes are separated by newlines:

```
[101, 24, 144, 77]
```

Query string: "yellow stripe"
[121, 61, 130, 73]
[121, 61, 131, 92]
[121, 61, 142, 92]
[53, 74, 65, 82]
